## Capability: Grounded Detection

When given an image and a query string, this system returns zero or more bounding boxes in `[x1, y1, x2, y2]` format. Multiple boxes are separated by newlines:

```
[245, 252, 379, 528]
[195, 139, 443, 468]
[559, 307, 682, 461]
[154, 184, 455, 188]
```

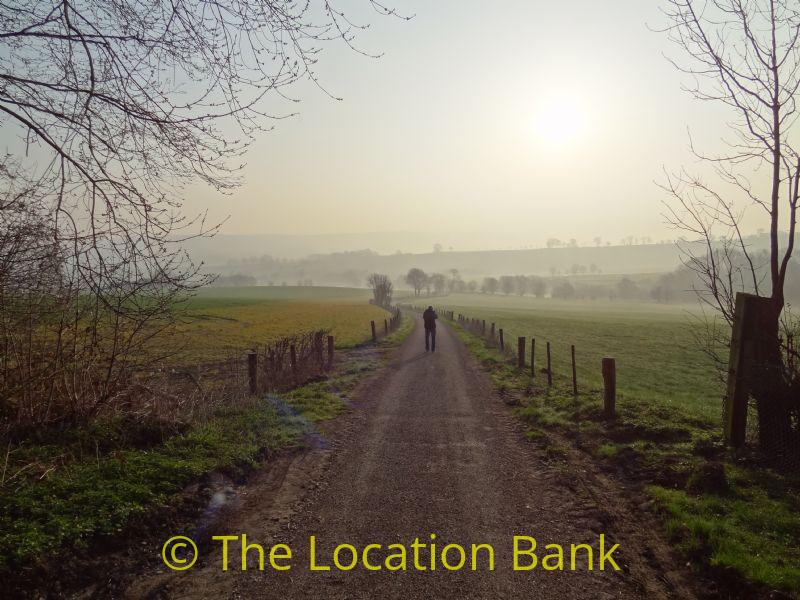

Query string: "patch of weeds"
[516, 402, 572, 428]
[578, 420, 602, 435]
[285, 381, 347, 422]
[525, 428, 546, 441]
[597, 443, 622, 458]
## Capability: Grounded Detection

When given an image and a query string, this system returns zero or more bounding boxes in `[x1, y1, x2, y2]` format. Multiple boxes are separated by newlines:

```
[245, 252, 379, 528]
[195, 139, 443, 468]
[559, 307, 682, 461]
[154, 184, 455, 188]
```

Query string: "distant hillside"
[201, 243, 690, 287]
[191, 230, 784, 288]
[184, 231, 550, 261]
[309, 244, 684, 277]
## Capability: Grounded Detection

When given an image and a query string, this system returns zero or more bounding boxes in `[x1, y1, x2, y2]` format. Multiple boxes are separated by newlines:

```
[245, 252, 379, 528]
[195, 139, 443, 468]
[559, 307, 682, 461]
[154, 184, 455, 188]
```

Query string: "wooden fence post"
[724, 292, 773, 448]
[518, 336, 526, 368]
[499, 328, 504, 351]
[371, 320, 377, 343]
[327, 335, 334, 369]
[290, 344, 297, 383]
[531, 338, 536, 378]
[571, 344, 578, 396]
[268, 348, 275, 384]
[248, 351, 258, 395]
[546, 341, 552, 386]
[602, 357, 616, 418]
[482, 320, 486, 335]
[384, 319, 388, 335]
[315, 332, 323, 365]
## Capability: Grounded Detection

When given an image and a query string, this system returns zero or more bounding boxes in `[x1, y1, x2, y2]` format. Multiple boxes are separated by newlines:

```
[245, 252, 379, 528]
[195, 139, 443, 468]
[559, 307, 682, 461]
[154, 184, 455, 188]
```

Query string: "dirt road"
[129, 316, 692, 599]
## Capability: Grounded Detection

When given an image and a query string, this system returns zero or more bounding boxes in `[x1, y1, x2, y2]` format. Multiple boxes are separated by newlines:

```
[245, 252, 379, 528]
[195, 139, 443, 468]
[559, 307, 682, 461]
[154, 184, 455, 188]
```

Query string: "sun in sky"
[535, 95, 589, 147]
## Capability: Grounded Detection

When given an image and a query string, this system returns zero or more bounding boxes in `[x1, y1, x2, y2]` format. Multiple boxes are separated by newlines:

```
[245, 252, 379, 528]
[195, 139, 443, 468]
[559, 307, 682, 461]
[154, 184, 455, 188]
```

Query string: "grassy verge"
[449, 318, 800, 596]
[1, 403, 300, 571]
[0, 311, 412, 582]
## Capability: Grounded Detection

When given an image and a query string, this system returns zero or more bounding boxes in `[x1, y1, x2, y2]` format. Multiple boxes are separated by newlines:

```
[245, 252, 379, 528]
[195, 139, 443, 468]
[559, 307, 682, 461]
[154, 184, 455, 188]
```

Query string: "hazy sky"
[122, 3, 774, 248]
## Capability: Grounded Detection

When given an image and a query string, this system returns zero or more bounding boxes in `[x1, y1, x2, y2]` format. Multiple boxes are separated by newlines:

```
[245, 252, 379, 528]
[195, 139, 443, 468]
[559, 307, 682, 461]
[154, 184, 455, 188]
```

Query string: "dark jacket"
[422, 308, 437, 330]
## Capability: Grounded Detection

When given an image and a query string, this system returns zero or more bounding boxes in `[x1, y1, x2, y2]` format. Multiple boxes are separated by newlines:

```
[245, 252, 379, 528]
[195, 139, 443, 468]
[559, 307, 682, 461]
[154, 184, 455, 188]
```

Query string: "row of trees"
[544, 236, 664, 248]
[402, 264, 800, 304]
[404, 268, 474, 296]
[480, 275, 546, 297]
[403, 268, 665, 302]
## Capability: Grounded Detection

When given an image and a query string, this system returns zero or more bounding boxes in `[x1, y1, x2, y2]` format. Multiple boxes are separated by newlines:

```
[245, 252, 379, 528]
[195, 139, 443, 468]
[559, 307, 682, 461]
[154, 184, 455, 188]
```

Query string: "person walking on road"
[422, 306, 437, 352]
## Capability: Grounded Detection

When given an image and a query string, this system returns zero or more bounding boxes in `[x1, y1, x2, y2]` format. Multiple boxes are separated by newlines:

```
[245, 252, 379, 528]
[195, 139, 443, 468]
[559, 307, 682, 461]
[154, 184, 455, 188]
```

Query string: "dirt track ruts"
[127, 316, 694, 599]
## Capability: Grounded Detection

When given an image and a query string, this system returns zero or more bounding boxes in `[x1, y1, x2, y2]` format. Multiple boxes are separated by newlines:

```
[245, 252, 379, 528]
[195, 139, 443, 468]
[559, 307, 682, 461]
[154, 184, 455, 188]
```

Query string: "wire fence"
[410, 300, 799, 468]
[0, 307, 403, 434]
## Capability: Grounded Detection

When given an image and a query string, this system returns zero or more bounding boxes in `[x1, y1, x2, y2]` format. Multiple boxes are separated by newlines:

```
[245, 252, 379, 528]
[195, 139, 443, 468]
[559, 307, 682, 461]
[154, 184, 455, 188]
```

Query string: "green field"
[166, 286, 388, 363]
[431, 293, 799, 593]
[435, 294, 723, 422]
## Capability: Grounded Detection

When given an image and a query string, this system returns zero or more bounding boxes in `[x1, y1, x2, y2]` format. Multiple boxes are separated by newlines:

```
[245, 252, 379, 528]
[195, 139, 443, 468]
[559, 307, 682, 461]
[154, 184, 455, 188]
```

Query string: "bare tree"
[446, 268, 461, 294]
[514, 275, 529, 296]
[367, 273, 393, 308]
[659, 0, 800, 454]
[0, 0, 403, 426]
[481, 276, 499, 294]
[429, 272, 446, 295]
[405, 268, 427, 296]
[529, 276, 546, 298]
[499, 275, 515, 295]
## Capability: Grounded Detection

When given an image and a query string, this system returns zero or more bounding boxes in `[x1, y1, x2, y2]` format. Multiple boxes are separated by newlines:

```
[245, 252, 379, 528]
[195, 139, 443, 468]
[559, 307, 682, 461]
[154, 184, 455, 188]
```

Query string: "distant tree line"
[401, 262, 800, 304]
[404, 268, 478, 296]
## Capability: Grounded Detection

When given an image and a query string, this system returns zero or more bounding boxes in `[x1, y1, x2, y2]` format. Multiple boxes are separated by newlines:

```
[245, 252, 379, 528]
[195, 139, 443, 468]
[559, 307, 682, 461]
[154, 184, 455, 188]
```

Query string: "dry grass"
[159, 286, 389, 364]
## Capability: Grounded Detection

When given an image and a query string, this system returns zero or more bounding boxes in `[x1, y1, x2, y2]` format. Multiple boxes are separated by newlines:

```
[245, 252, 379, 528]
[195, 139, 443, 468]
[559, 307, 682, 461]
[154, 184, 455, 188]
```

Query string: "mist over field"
[191, 231, 800, 304]
[192, 236, 686, 282]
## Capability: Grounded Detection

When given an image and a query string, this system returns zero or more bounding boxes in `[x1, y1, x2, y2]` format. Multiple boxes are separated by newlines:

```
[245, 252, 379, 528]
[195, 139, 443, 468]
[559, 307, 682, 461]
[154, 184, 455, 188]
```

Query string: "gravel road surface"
[130, 316, 692, 599]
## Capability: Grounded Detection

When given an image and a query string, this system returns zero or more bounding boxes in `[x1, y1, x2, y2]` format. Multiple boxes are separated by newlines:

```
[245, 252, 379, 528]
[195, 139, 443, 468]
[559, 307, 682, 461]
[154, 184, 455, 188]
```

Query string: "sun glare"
[535, 96, 587, 147]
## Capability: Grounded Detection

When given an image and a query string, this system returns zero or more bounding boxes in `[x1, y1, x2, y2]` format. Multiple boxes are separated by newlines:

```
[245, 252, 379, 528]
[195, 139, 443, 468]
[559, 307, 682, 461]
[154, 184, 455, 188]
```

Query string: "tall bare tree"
[429, 272, 446, 295]
[405, 268, 427, 296]
[481, 276, 499, 294]
[367, 273, 393, 308]
[0, 1, 403, 426]
[660, 0, 800, 455]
